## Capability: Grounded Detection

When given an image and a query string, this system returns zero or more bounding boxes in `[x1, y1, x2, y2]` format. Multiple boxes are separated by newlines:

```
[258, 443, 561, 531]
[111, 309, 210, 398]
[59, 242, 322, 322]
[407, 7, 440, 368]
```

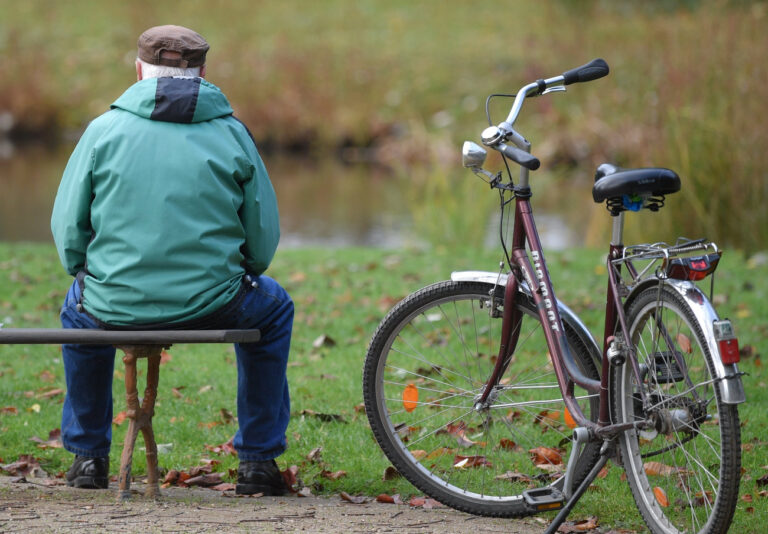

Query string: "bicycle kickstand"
[543, 433, 614, 534]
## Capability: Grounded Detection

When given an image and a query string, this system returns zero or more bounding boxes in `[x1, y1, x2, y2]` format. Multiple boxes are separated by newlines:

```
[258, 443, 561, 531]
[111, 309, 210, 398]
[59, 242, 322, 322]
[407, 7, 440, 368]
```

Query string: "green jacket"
[51, 77, 280, 325]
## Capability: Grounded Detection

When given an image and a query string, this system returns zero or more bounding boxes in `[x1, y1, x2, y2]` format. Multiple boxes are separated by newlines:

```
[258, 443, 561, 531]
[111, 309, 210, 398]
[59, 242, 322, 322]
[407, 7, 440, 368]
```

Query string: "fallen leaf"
[1, 406, 18, 415]
[312, 334, 336, 348]
[297, 486, 312, 497]
[185, 473, 224, 487]
[29, 428, 62, 449]
[340, 491, 368, 504]
[160, 350, 172, 364]
[409, 496, 426, 507]
[38, 388, 64, 399]
[204, 436, 237, 456]
[0, 455, 47, 478]
[306, 447, 323, 463]
[198, 385, 213, 394]
[171, 386, 185, 398]
[742, 494, 753, 503]
[676, 333, 693, 354]
[382, 466, 401, 480]
[113, 411, 128, 425]
[376, 493, 395, 503]
[644, 461, 688, 477]
[558, 516, 599, 532]
[528, 446, 563, 466]
[320, 469, 347, 480]
[654, 486, 669, 507]
[299, 409, 345, 423]
[758, 473, 768, 487]
[453, 455, 492, 468]
[498, 438, 518, 450]
[282, 465, 299, 489]
[495, 471, 533, 483]
[210, 482, 236, 492]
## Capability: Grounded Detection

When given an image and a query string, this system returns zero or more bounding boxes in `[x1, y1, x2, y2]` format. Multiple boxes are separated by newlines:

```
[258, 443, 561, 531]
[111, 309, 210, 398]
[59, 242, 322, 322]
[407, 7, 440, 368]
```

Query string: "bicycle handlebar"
[485, 59, 609, 172]
[499, 143, 540, 170]
[562, 58, 610, 85]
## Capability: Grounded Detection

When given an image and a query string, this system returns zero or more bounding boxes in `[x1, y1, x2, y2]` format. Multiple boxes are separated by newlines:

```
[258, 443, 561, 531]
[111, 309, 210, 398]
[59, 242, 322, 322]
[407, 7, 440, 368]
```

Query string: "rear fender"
[625, 278, 746, 405]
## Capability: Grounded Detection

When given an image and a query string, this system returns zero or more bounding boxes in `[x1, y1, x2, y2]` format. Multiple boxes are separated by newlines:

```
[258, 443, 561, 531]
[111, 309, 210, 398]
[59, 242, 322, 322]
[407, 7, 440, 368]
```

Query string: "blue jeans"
[59, 275, 293, 462]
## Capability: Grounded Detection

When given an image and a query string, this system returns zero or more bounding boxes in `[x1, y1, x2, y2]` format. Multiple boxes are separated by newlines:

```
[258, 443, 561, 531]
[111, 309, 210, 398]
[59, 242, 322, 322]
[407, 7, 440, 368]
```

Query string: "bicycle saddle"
[592, 163, 681, 203]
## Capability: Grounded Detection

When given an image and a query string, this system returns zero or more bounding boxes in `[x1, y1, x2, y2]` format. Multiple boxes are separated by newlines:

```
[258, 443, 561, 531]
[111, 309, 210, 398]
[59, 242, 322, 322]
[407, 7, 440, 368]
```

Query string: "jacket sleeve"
[50, 121, 102, 275]
[240, 143, 280, 275]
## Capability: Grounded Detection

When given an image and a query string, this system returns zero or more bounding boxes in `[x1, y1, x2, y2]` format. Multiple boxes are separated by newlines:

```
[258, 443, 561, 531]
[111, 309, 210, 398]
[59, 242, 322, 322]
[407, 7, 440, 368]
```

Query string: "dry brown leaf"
[558, 516, 599, 532]
[528, 446, 563, 466]
[340, 491, 368, 504]
[376, 493, 395, 503]
[306, 447, 323, 463]
[677, 333, 693, 354]
[382, 466, 401, 480]
[112, 411, 128, 425]
[320, 469, 347, 480]
[453, 455, 492, 468]
[653, 486, 669, 507]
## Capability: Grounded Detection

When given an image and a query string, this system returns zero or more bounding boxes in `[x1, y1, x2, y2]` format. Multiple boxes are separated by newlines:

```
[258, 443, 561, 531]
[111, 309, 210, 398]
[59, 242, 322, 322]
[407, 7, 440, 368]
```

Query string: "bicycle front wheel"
[363, 280, 600, 517]
[613, 283, 741, 534]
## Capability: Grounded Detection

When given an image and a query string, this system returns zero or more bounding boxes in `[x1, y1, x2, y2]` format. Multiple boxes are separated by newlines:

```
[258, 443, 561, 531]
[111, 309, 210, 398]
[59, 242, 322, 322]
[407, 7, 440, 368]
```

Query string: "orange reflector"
[563, 406, 577, 429]
[402, 384, 419, 412]
[653, 486, 669, 507]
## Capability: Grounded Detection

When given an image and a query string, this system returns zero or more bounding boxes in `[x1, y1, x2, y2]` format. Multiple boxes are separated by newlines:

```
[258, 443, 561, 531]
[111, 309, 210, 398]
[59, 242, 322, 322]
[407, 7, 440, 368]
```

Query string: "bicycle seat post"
[611, 212, 625, 249]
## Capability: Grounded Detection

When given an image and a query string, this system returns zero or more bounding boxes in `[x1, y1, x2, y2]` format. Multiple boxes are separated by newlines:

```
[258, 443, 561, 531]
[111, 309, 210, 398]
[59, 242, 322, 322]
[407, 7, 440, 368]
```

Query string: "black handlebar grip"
[562, 58, 610, 85]
[499, 144, 540, 171]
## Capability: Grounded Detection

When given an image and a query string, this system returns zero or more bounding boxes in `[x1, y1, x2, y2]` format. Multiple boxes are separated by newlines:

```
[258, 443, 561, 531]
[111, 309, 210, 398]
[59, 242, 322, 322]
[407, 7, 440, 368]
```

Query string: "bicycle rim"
[363, 281, 600, 517]
[614, 284, 740, 534]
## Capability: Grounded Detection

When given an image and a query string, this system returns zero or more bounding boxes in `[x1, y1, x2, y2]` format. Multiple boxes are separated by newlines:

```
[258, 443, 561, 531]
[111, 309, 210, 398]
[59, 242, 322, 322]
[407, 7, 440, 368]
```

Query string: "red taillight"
[713, 320, 739, 364]
[666, 253, 721, 281]
[718, 338, 740, 364]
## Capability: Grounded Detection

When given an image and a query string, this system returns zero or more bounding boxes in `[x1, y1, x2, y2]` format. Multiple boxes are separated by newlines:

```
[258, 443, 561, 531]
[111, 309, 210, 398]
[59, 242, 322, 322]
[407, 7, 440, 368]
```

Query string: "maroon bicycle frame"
[477, 191, 629, 432]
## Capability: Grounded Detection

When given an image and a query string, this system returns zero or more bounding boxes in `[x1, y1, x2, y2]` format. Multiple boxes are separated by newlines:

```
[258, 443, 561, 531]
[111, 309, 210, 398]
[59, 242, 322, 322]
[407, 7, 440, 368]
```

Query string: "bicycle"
[362, 59, 746, 534]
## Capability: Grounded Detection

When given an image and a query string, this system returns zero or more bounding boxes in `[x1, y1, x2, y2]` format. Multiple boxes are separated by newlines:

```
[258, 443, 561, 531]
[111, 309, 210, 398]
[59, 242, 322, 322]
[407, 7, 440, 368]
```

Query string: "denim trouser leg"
[227, 276, 293, 461]
[60, 280, 115, 457]
[58, 275, 293, 462]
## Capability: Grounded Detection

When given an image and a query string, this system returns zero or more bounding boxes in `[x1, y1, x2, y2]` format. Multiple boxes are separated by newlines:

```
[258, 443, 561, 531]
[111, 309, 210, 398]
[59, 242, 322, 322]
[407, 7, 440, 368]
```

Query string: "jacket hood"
[111, 77, 233, 123]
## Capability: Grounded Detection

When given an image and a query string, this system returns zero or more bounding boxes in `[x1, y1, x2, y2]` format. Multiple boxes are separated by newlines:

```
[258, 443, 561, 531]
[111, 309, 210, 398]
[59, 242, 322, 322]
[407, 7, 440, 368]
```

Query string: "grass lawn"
[0, 242, 765, 531]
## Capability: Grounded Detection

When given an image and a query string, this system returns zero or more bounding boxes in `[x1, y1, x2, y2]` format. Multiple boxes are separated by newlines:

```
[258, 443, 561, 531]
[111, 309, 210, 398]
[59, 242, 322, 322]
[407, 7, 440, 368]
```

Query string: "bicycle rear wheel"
[613, 284, 741, 534]
[363, 280, 600, 517]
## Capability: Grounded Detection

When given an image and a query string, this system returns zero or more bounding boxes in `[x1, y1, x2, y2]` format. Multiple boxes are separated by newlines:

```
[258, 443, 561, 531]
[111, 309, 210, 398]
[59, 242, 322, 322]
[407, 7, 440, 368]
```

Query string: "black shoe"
[66, 456, 109, 489]
[236, 459, 287, 496]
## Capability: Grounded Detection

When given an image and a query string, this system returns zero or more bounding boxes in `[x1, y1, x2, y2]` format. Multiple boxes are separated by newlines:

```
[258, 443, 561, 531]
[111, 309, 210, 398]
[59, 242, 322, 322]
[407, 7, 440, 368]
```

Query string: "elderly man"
[51, 25, 292, 496]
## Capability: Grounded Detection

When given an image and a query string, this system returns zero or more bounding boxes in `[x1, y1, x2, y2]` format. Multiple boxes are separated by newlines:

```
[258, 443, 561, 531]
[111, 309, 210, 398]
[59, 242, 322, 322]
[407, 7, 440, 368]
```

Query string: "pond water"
[0, 143, 589, 250]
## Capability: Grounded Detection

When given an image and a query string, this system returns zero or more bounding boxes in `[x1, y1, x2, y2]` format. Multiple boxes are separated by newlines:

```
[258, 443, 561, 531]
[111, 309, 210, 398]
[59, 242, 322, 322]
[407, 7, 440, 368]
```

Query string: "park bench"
[0, 328, 260, 500]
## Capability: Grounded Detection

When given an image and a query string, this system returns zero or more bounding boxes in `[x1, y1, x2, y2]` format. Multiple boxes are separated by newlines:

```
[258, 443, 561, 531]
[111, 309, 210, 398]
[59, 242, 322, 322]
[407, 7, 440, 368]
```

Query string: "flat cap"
[137, 25, 209, 68]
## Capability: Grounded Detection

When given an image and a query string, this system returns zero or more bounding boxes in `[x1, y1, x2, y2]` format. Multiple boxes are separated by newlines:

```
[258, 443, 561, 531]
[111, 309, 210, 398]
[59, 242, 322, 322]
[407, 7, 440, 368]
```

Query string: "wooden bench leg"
[116, 345, 163, 501]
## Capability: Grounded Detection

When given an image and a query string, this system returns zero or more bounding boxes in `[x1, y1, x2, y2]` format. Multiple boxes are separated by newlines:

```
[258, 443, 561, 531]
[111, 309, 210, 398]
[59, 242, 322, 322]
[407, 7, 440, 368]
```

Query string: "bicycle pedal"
[522, 487, 565, 512]
[652, 351, 685, 383]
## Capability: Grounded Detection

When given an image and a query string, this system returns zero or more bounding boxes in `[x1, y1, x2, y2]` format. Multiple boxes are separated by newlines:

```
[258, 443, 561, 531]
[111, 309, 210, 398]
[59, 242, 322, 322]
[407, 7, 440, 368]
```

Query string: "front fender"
[626, 278, 746, 405]
[450, 270, 602, 372]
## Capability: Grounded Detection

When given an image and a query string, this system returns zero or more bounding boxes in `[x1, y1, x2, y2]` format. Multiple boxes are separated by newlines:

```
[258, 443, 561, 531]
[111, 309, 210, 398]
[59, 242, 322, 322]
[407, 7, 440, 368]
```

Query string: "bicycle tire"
[363, 280, 600, 517]
[612, 283, 741, 534]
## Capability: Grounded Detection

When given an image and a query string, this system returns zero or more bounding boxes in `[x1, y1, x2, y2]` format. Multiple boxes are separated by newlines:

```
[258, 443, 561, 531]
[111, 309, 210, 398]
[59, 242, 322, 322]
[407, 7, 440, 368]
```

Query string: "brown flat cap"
[137, 25, 209, 68]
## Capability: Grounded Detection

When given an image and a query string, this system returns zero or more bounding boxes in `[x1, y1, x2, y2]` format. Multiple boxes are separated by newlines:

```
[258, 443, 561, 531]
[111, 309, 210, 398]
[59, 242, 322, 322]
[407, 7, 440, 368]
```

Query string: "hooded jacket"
[51, 77, 280, 325]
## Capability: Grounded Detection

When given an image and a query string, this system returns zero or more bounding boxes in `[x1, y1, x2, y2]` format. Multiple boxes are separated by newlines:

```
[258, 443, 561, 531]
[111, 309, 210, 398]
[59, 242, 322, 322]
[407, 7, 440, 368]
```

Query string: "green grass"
[0, 242, 766, 531]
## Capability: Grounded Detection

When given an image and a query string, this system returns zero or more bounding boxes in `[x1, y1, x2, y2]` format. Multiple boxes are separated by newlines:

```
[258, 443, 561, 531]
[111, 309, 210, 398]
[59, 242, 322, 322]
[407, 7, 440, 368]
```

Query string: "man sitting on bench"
[50, 25, 293, 496]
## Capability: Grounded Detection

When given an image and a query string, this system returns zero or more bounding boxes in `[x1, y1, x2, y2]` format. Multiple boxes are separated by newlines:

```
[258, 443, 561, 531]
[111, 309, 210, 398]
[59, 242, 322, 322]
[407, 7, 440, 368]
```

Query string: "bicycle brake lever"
[541, 86, 566, 96]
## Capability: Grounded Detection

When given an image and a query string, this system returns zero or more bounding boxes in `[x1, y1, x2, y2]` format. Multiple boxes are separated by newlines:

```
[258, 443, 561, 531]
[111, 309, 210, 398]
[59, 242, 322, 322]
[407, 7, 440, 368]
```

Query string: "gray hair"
[137, 58, 201, 79]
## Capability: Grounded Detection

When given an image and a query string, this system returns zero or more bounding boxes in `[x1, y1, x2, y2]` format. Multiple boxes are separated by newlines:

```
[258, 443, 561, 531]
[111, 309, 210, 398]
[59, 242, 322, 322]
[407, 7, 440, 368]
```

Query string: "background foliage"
[1, 0, 767, 250]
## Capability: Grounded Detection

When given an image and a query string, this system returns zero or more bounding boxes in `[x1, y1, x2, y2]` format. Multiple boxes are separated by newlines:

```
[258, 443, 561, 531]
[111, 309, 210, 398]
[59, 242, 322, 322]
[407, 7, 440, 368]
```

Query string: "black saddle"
[592, 163, 680, 215]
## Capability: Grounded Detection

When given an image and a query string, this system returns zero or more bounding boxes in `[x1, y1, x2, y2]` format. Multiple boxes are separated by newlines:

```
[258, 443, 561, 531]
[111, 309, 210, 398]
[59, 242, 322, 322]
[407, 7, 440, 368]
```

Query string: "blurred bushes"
[1, 0, 765, 249]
